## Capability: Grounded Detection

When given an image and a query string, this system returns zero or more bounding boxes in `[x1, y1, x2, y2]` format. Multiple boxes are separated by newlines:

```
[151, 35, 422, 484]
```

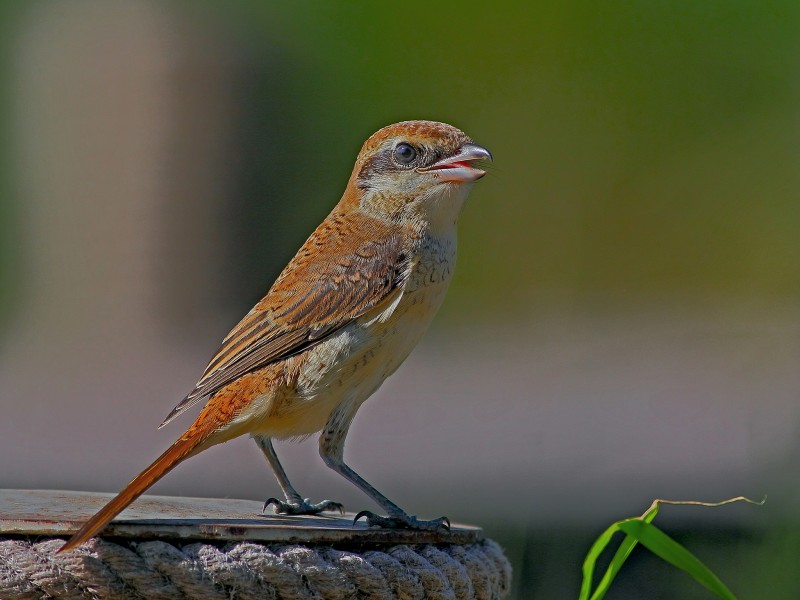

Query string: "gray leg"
[318, 407, 449, 531]
[254, 435, 343, 516]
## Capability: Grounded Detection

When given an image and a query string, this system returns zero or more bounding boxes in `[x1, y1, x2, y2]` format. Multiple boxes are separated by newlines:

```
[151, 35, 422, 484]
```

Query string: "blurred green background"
[0, 1, 798, 597]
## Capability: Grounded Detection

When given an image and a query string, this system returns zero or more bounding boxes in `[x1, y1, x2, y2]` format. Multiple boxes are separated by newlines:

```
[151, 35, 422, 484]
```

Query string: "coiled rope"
[0, 537, 511, 599]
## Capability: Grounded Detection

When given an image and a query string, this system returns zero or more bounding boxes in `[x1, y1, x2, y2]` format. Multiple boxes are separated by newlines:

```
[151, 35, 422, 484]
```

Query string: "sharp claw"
[353, 510, 372, 526]
[263, 498, 281, 513]
[351, 510, 451, 531]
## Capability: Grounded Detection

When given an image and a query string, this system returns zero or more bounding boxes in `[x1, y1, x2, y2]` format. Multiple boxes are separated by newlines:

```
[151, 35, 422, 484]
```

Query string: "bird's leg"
[254, 435, 343, 516]
[318, 411, 449, 531]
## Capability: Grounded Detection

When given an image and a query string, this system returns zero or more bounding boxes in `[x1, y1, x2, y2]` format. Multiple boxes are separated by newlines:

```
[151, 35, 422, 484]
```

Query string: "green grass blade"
[580, 497, 760, 599]
[586, 531, 638, 600]
[587, 507, 660, 600]
[618, 519, 737, 599]
[579, 522, 622, 600]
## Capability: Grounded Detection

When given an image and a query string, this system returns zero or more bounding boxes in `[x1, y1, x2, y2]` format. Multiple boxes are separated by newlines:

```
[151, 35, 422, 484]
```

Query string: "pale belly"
[239, 247, 456, 440]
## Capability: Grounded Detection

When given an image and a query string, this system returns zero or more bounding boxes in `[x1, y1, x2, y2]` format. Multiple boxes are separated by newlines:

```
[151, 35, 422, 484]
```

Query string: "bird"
[58, 119, 491, 553]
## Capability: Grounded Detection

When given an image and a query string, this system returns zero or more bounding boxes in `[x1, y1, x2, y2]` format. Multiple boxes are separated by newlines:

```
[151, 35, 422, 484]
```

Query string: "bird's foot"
[353, 510, 450, 531]
[263, 497, 344, 516]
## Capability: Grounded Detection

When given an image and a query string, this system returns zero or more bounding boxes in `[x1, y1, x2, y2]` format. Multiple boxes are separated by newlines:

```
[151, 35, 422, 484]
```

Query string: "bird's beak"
[418, 143, 493, 183]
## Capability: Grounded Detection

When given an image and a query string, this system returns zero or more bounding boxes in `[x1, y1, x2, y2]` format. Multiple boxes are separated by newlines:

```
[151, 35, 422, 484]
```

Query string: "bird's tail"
[57, 429, 211, 554]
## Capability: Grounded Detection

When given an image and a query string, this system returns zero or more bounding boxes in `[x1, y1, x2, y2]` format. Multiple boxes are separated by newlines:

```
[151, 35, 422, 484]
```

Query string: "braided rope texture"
[0, 538, 511, 599]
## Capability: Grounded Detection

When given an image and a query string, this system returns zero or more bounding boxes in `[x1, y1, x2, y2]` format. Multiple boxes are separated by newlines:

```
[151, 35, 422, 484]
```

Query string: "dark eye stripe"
[357, 142, 440, 188]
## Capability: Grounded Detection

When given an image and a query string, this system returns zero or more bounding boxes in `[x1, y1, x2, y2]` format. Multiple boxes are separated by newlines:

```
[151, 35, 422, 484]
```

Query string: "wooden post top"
[0, 490, 482, 546]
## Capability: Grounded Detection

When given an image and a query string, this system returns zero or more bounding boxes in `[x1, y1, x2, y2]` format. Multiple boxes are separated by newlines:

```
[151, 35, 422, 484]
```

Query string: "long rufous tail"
[57, 431, 209, 553]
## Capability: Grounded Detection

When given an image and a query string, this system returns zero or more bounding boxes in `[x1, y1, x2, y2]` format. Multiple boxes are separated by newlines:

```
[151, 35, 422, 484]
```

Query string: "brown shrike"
[59, 120, 492, 553]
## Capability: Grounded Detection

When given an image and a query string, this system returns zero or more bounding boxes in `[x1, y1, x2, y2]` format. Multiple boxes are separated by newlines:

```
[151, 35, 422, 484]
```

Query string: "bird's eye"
[393, 142, 417, 165]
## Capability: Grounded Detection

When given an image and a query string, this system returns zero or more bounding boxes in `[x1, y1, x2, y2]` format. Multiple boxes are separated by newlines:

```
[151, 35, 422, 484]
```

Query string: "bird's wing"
[159, 212, 411, 428]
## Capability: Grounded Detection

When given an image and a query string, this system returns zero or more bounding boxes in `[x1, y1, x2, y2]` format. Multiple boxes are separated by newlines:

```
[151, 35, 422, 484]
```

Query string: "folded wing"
[160, 213, 411, 428]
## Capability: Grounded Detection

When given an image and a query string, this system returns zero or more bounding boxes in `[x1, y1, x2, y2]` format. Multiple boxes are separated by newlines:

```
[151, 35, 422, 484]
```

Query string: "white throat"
[410, 182, 473, 238]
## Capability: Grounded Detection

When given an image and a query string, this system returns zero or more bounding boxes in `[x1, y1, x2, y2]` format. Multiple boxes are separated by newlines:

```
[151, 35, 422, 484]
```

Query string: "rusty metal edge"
[0, 490, 483, 546]
[1, 519, 482, 545]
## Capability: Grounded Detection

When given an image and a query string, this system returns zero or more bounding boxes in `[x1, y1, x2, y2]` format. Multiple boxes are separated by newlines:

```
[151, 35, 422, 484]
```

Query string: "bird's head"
[343, 120, 492, 231]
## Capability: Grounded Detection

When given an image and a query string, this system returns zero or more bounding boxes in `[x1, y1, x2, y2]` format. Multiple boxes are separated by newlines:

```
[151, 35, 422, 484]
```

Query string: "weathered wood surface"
[0, 490, 482, 545]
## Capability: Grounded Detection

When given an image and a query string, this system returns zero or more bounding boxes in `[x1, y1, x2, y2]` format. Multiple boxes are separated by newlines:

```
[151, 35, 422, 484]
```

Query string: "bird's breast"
[367, 232, 458, 371]
[307, 231, 457, 388]
[405, 231, 458, 293]
[252, 232, 458, 438]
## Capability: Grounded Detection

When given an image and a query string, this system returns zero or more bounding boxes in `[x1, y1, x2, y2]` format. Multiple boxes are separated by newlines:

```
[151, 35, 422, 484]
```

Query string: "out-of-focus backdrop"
[1, 1, 798, 597]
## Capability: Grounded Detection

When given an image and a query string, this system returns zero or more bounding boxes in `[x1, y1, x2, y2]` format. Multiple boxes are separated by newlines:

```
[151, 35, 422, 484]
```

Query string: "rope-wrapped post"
[0, 490, 512, 599]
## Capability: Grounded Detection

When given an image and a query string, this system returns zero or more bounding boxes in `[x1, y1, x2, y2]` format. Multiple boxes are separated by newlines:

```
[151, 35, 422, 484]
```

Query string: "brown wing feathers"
[160, 214, 410, 428]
